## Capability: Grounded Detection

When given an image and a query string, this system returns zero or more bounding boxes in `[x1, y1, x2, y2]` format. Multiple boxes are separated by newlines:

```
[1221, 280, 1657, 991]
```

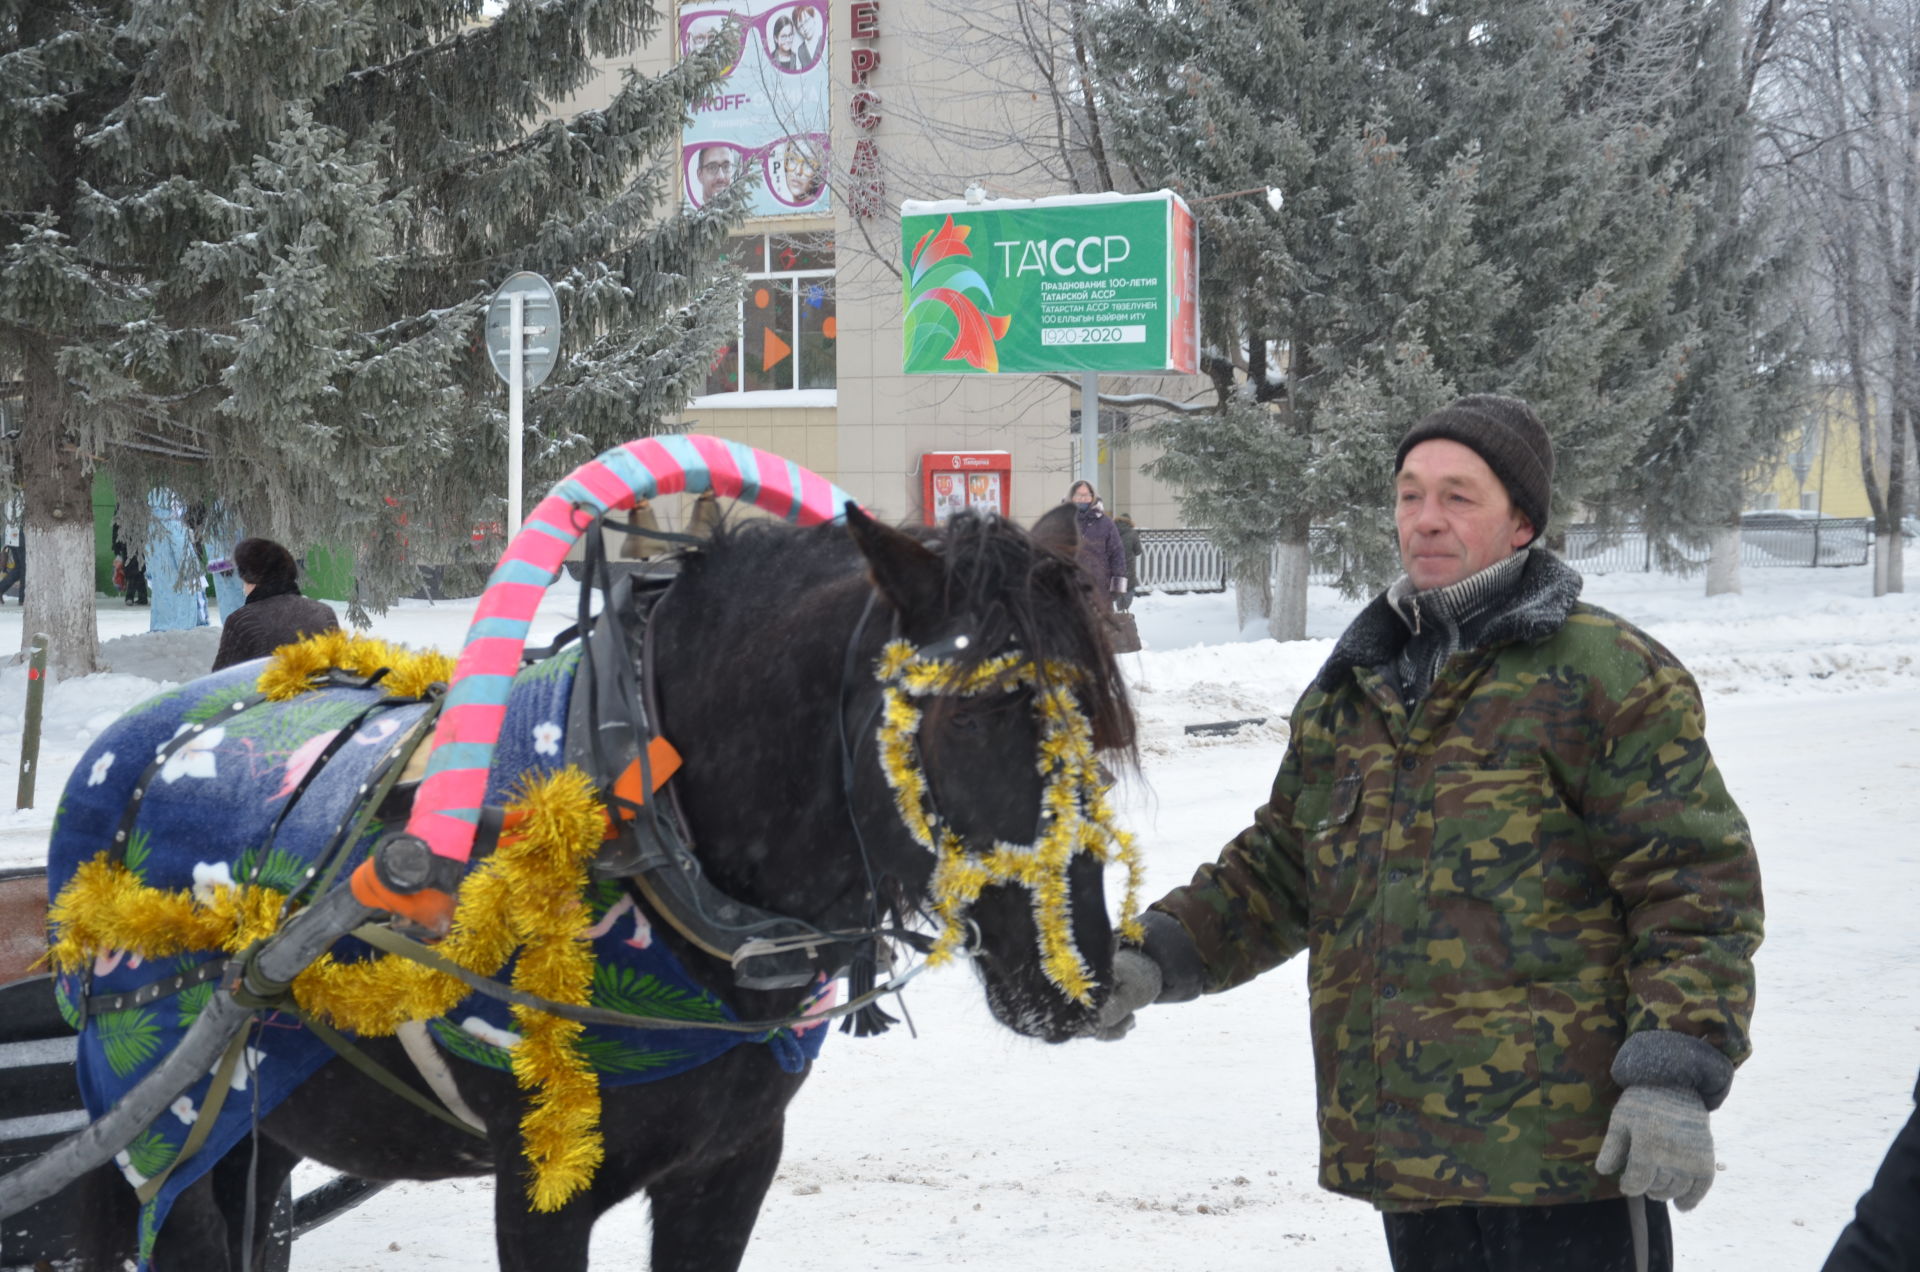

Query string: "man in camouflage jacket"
[1098, 396, 1763, 1272]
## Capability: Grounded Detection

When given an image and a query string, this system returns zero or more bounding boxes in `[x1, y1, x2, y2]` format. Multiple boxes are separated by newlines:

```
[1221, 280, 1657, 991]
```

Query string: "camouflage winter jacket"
[1146, 551, 1763, 1210]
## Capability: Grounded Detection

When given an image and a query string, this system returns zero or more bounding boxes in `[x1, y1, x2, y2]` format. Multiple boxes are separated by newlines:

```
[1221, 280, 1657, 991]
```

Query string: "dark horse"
[74, 504, 1134, 1271]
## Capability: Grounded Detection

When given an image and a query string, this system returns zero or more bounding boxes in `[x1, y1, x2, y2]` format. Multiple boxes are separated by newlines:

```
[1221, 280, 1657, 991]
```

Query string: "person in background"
[1823, 1067, 1920, 1271]
[1066, 480, 1127, 611]
[210, 537, 341, 671]
[795, 4, 821, 67]
[110, 520, 148, 606]
[1112, 512, 1142, 612]
[1094, 395, 1763, 1272]
[0, 534, 20, 605]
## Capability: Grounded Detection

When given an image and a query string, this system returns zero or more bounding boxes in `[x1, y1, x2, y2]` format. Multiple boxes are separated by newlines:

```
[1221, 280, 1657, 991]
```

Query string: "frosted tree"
[1087, 0, 1708, 638]
[1413, 1, 1706, 513]
[0, 0, 742, 672]
[1770, 0, 1920, 595]
[1620, 0, 1805, 596]
[1089, 0, 1499, 639]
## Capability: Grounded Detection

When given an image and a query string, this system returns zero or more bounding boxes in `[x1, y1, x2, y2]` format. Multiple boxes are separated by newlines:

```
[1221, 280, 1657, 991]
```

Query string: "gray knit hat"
[1395, 394, 1553, 542]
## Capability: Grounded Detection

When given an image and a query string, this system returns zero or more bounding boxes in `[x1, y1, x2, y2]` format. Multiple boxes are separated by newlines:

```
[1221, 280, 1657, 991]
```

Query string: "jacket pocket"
[1313, 770, 1362, 832]
[1427, 767, 1547, 913]
[1527, 979, 1627, 1164]
[1299, 767, 1364, 920]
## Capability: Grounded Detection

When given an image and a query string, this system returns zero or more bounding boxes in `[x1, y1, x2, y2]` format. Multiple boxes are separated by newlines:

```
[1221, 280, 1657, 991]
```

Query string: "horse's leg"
[151, 1171, 229, 1271]
[141, 1133, 299, 1272]
[491, 1181, 599, 1272]
[66, 1163, 142, 1271]
[207, 1132, 300, 1272]
[645, 1119, 786, 1272]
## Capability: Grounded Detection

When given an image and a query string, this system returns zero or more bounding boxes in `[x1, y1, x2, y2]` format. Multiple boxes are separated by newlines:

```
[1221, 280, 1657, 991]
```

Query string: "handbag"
[1102, 609, 1142, 654]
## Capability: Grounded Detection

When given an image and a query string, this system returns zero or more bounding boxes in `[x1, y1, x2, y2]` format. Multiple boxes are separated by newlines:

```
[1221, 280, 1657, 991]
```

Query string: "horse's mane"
[917, 511, 1136, 758]
[679, 510, 1135, 758]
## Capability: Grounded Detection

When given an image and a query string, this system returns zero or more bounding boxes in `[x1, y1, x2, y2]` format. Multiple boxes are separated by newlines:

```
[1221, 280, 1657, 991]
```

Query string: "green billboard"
[900, 191, 1199, 376]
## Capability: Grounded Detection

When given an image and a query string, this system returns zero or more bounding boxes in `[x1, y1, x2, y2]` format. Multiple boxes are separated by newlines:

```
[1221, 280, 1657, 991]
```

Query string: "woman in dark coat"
[1067, 480, 1127, 611]
[1824, 1068, 1920, 1271]
[210, 537, 342, 671]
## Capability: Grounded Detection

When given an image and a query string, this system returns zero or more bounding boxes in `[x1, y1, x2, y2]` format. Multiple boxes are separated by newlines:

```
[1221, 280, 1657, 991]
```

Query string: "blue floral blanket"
[47, 646, 829, 1267]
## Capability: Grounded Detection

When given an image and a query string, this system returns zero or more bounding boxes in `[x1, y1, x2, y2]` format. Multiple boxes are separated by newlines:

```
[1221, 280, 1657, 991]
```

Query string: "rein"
[346, 921, 939, 1036]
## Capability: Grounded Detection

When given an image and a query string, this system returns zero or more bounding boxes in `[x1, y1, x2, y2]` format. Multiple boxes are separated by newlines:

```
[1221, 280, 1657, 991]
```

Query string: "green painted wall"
[303, 545, 355, 603]
[91, 471, 118, 593]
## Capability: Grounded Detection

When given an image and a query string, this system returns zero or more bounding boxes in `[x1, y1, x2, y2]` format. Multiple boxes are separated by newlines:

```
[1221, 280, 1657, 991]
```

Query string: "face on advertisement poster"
[968, 473, 999, 508]
[680, 0, 830, 216]
[682, 134, 829, 210]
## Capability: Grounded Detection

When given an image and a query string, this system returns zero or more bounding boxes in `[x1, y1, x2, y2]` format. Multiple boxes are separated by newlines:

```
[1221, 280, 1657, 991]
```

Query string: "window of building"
[705, 231, 836, 396]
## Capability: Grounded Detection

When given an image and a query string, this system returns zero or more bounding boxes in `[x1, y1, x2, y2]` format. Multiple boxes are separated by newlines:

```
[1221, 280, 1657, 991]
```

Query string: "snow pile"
[1585, 569, 1920, 697]
[1127, 564, 1920, 760]
[98, 625, 224, 682]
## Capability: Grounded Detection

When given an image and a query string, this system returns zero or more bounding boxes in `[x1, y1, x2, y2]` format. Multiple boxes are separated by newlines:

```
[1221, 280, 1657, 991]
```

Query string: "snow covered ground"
[3, 561, 1918, 1270]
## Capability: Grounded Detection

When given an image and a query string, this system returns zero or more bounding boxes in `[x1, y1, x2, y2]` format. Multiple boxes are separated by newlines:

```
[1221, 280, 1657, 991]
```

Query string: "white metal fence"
[1134, 520, 1877, 594]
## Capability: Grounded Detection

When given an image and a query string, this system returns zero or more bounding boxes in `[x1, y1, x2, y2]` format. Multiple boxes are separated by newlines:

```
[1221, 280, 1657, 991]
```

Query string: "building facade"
[570, 0, 1203, 529]
[1752, 386, 1878, 519]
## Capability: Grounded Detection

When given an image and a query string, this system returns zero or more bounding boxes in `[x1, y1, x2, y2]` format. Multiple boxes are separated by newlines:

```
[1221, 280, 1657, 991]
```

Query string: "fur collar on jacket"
[1313, 549, 1585, 692]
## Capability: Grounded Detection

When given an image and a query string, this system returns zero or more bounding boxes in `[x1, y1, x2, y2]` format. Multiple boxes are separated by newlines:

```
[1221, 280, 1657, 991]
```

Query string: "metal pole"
[15, 632, 46, 809]
[508, 290, 526, 540]
[1080, 371, 1100, 489]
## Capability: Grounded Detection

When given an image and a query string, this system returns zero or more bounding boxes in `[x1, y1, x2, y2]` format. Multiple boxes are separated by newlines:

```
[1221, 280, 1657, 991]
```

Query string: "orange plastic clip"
[602, 735, 683, 838]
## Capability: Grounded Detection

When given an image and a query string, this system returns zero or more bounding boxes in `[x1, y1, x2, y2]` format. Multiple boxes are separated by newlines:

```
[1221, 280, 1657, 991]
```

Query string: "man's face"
[697, 148, 735, 201]
[798, 6, 818, 38]
[1394, 438, 1533, 591]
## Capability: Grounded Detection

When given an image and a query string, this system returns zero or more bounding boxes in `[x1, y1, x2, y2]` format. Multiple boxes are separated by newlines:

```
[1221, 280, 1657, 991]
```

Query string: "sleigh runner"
[1, 435, 1143, 1272]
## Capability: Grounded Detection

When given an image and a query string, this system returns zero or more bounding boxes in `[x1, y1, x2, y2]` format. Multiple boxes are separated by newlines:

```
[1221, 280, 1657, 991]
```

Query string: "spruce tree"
[1414, 0, 1699, 508]
[1, 0, 741, 672]
[1091, 0, 1705, 635]
[1091, 0, 1499, 638]
[1629, 0, 1802, 593]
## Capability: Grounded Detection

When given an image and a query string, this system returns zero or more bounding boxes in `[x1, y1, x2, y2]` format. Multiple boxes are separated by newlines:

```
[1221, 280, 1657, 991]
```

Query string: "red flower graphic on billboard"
[903, 216, 1011, 373]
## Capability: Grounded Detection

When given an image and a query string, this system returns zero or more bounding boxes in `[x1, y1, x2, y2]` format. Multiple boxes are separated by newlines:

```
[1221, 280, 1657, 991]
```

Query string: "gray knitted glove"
[1596, 1084, 1716, 1211]
[1090, 948, 1162, 1041]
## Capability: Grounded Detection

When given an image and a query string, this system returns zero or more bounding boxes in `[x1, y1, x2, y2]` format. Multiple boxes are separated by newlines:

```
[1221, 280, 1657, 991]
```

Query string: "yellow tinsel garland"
[873, 639, 1144, 1006]
[255, 629, 457, 702]
[48, 766, 609, 1212]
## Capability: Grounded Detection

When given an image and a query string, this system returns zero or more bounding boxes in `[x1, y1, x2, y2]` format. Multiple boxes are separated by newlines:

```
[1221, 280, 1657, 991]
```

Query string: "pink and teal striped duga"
[405, 434, 859, 868]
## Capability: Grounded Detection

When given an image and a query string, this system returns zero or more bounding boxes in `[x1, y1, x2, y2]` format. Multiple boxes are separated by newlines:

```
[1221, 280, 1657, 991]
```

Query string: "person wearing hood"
[1067, 481, 1127, 611]
[210, 537, 342, 671]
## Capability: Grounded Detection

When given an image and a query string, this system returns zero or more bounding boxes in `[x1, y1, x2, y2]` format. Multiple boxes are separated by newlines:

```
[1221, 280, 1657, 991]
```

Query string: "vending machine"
[922, 452, 1012, 526]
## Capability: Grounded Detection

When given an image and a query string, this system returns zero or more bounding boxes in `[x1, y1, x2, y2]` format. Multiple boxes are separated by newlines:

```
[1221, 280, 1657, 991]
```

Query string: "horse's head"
[847, 504, 1139, 1043]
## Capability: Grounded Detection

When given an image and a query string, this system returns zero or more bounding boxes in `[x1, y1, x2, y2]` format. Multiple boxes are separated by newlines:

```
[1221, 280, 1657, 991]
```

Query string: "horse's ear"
[1030, 504, 1079, 558]
[846, 503, 944, 619]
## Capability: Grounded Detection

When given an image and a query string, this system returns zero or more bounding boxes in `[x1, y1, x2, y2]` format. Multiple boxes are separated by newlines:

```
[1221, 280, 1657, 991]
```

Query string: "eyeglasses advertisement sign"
[899, 191, 1200, 376]
[681, 0, 830, 217]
